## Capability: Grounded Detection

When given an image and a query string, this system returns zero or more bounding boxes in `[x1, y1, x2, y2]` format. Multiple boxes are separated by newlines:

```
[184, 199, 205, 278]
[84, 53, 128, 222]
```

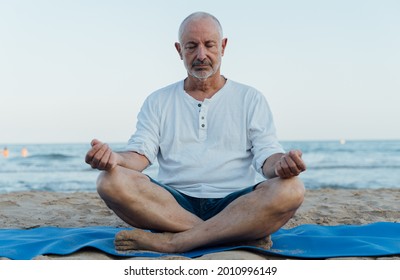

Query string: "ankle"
[166, 232, 188, 253]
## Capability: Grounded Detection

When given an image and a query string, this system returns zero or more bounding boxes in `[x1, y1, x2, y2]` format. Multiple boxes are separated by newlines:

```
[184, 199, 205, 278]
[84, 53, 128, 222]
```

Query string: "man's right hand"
[85, 139, 119, 171]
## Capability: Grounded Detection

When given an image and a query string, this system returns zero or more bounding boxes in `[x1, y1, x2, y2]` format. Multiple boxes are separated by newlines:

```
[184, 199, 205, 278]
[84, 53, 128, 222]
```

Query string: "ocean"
[0, 140, 399, 193]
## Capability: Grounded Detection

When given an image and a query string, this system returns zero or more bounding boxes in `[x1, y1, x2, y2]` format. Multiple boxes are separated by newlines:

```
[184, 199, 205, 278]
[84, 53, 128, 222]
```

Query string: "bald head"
[178, 12, 223, 44]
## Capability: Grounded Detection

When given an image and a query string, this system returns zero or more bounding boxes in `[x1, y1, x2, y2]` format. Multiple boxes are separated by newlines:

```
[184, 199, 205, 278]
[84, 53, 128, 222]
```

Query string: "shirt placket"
[198, 100, 209, 141]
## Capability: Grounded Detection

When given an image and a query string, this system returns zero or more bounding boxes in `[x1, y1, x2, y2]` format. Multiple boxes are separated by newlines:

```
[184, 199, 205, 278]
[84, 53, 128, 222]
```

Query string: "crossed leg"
[97, 166, 305, 253]
[97, 166, 203, 233]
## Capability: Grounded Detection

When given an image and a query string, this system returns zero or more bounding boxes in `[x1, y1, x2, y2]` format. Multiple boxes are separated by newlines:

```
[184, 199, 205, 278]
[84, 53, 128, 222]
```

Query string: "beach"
[1, 188, 399, 260]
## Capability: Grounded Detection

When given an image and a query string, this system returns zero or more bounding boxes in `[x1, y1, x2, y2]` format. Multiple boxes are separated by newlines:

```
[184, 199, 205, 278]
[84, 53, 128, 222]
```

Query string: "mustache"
[192, 60, 212, 67]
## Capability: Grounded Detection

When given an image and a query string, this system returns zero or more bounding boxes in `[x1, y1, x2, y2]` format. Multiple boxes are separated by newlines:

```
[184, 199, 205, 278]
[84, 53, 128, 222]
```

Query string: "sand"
[0, 188, 399, 260]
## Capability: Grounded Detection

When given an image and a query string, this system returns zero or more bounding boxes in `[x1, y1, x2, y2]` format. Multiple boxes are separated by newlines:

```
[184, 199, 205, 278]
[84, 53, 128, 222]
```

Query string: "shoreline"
[1, 188, 399, 260]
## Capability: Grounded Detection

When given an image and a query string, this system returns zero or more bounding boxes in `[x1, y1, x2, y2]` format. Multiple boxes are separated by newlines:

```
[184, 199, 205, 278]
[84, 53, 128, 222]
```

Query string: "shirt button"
[201, 116, 205, 120]
[198, 104, 202, 107]
[201, 124, 205, 128]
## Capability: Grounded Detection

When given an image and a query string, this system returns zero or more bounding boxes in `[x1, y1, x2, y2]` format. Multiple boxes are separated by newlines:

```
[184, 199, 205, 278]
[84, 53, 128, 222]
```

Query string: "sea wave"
[18, 153, 75, 160]
[0, 168, 98, 173]
[310, 165, 400, 170]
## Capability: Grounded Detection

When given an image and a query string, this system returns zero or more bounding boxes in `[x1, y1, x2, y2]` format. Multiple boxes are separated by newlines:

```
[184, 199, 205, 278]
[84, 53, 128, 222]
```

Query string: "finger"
[276, 160, 290, 178]
[282, 156, 300, 176]
[288, 150, 306, 171]
[91, 143, 109, 169]
[98, 148, 112, 170]
[85, 140, 103, 164]
[85, 147, 97, 165]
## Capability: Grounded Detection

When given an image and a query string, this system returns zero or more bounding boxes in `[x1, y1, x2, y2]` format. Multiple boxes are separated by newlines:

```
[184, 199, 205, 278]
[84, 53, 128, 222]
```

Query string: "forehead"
[180, 17, 221, 43]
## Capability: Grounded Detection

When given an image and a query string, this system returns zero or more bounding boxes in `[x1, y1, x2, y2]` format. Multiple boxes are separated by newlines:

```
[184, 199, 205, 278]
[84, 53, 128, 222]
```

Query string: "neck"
[184, 74, 226, 101]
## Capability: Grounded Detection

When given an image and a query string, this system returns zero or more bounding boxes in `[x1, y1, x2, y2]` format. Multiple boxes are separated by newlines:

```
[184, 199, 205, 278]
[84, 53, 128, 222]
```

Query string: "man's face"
[177, 18, 226, 80]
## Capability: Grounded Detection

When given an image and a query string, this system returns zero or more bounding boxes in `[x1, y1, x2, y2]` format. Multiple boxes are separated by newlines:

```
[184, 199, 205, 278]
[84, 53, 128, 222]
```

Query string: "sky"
[1, 0, 399, 144]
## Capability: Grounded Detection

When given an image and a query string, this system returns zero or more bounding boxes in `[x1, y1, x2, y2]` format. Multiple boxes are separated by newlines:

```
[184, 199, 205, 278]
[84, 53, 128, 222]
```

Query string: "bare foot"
[239, 235, 273, 250]
[224, 235, 273, 250]
[114, 229, 176, 253]
[115, 229, 272, 254]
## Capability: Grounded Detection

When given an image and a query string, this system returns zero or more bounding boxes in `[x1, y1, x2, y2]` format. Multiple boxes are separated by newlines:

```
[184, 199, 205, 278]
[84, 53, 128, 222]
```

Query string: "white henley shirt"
[126, 79, 285, 198]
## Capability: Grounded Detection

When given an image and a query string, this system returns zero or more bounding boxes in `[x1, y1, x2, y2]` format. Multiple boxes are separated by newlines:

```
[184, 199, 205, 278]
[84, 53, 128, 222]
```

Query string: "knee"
[96, 168, 149, 204]
[261, 177, 305, 212]
[96, 170, 114, 198]
[280, 177, 305, 209]
[96, 170, 121, 203]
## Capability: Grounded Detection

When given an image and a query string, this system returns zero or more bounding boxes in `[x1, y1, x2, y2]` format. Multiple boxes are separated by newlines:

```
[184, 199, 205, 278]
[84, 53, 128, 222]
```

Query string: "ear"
[175, 42, 183, 60]
[221, 38, 228, 56]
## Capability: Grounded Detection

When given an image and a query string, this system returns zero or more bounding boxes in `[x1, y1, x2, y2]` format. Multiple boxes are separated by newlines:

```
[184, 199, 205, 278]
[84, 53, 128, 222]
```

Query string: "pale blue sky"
[1, 0, 399, 143]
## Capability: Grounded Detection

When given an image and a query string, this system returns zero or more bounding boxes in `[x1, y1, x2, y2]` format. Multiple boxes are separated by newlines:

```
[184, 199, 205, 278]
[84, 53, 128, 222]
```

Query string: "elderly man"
[85, 12, 306, 253]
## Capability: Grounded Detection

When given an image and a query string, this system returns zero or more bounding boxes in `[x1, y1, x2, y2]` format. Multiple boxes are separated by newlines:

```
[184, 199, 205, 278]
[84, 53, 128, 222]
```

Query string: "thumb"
[91, 139, 101, 147]
[289, 149, 302, 158]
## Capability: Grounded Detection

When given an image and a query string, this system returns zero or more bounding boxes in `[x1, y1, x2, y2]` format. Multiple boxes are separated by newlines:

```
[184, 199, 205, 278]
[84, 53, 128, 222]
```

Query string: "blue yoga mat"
[0, 222, 399, 260]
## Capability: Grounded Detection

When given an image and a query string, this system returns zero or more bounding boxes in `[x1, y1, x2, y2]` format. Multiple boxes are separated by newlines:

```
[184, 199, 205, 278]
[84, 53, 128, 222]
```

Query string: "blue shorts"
[149, 177, 261, 221]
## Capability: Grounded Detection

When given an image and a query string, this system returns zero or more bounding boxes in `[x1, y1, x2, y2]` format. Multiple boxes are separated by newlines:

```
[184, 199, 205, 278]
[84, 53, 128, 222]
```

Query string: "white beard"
[186, 58, 221, 80]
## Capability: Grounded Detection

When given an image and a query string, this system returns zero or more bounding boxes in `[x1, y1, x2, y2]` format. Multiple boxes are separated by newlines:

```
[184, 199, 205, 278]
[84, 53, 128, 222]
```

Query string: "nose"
[196, 45, 207, 61]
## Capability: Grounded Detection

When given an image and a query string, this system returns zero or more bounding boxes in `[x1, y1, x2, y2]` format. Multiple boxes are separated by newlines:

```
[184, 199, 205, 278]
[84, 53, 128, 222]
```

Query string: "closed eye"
[185, 43, 197, 50]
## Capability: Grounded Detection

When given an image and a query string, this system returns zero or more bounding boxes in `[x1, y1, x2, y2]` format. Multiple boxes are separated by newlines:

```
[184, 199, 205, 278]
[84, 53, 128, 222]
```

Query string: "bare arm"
[85, 139, 149, 172]
[262, 150, 306, 179]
